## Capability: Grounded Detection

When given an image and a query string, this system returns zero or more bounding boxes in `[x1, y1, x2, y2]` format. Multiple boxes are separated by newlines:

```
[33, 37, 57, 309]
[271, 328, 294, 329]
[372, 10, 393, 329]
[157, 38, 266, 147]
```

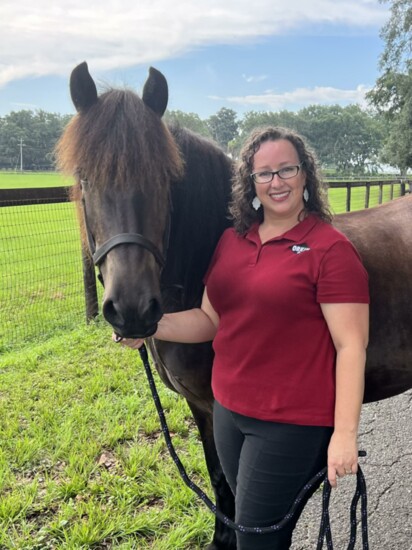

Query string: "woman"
[116, 126, 369, 549]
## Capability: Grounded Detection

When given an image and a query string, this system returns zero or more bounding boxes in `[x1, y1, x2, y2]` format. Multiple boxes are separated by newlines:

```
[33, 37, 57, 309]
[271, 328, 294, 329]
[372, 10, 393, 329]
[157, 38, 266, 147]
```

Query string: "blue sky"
[0, 0, 389, 119]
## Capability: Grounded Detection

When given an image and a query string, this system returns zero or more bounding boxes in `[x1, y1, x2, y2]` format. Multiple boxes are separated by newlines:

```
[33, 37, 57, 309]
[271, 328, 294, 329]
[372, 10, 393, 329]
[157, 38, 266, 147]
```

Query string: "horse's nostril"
[145, 298, 162, 323]
[103, 299, 118, 325]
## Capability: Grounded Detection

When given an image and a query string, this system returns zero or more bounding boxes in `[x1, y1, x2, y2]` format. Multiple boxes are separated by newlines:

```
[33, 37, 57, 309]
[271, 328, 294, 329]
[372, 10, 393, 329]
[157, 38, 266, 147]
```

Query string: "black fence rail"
[1, 179, 410, 351]
[328, 178, 411, 212]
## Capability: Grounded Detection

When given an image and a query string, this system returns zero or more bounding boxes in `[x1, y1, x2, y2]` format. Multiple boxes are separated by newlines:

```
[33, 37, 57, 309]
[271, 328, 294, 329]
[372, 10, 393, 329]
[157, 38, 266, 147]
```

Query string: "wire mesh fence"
[0, 189, 95, 353]
[1, 179, 410, 354]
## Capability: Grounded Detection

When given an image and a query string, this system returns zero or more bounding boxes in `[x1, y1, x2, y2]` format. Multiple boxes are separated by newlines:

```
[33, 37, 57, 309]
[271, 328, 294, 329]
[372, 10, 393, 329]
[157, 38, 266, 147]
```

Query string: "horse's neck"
[162, 127, 232, 308]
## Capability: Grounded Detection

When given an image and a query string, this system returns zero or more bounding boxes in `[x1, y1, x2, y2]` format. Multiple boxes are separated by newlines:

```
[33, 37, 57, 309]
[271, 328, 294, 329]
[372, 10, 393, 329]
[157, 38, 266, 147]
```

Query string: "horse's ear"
[70, 62, 98, 112]
[142, 67, 168, 117]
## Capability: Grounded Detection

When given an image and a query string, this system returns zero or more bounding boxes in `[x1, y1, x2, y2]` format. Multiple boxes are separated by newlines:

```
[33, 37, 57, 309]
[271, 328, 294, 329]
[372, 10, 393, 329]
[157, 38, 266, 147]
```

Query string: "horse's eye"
[80, 178, 88, 191]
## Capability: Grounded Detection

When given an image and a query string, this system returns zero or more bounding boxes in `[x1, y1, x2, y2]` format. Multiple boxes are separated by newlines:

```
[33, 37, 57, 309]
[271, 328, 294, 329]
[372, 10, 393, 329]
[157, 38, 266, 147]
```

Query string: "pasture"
[0, 171, 72, 189]
[0, 172, 408, 548]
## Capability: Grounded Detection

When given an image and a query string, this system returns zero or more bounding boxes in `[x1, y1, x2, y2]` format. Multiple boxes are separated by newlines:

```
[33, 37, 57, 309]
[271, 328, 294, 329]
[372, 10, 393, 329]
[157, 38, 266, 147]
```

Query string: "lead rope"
[138, 344, 369, 547]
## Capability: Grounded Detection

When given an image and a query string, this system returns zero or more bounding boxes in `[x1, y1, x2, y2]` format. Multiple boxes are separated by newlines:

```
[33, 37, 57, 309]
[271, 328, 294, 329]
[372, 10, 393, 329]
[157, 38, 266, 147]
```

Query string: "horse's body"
[57, 62, 412, 550]
[335, 199, 412, 402]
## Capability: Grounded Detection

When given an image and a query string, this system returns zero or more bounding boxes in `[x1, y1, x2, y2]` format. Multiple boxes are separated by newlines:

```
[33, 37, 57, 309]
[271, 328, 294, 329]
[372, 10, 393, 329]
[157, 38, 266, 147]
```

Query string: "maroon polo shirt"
[204, 215, 369, 427]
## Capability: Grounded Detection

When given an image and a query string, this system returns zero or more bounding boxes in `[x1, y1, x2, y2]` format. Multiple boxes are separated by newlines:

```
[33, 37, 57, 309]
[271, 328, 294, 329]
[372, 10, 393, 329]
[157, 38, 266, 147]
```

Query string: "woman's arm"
[114, 287, 219, 349]
[320, 302, 369, 488]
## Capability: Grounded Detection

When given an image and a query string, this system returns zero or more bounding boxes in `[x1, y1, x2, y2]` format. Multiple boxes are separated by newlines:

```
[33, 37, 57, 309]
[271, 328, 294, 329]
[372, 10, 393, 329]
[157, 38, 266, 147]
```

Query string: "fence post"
[346, 183, 351, 212]
[400, 181, 406, 196]
[378, 182, 384, 204]
[364, 183, 370, 209]
[81, 244, 99, 321]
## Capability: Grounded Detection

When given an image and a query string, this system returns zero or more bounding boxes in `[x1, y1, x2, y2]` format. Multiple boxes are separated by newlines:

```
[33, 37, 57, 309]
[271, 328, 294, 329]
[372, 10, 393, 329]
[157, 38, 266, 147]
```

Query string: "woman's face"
[252, 139, 306, 225]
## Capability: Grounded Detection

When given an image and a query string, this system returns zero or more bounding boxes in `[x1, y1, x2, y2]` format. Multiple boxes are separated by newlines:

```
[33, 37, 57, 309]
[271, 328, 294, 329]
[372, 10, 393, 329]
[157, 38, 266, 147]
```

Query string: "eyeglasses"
[250, 163, 303, 184]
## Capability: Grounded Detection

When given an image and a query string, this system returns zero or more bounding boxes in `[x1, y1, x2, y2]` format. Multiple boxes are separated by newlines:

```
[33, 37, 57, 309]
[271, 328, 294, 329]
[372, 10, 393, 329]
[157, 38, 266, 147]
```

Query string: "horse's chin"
[114, 324, 158, 340]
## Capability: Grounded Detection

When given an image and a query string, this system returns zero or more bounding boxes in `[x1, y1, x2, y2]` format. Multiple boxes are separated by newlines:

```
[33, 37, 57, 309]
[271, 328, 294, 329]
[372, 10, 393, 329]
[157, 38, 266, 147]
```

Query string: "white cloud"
[242, 74, 268, 83]
[210, 84, 372, 110]
[0, 0, 388, 87]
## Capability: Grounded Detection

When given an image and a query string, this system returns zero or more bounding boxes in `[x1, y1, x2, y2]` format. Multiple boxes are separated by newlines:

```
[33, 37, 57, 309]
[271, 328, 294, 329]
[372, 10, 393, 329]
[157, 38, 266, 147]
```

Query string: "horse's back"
[335, 195, 412, 402]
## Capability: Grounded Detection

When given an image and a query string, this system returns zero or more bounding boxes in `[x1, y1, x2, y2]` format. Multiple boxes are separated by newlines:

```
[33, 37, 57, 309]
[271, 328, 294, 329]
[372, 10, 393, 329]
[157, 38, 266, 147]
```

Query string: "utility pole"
[19, 138, 25, 172]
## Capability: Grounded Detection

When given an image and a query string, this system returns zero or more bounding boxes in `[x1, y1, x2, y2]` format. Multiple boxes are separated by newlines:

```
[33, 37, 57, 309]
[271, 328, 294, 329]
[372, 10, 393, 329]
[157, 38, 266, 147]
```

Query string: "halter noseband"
[92, 233, 165, 268]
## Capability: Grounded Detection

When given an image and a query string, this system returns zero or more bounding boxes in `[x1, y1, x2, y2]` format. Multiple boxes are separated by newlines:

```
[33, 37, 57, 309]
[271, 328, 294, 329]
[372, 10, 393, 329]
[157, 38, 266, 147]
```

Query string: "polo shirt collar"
[245, 214, 319, 245]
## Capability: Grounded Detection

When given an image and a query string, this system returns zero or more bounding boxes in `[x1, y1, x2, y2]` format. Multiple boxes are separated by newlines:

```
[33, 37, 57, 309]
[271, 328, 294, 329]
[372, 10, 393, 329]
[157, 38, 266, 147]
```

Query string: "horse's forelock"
[56, 88, 184, 192]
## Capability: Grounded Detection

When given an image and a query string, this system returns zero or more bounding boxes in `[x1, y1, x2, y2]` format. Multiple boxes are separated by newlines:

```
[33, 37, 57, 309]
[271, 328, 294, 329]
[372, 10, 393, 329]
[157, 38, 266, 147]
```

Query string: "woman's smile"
[268, 189, 290, 202]
[253, 139, 306, 224]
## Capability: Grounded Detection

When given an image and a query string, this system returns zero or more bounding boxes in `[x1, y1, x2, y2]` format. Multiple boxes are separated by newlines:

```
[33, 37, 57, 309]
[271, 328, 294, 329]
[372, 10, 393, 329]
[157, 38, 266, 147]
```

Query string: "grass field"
[328, 182, 403, 213]
[0, 171, 73, 189]
[0, 323, 215, 549]
[0, 200, 86, 354]
[0, 171, 407, 548]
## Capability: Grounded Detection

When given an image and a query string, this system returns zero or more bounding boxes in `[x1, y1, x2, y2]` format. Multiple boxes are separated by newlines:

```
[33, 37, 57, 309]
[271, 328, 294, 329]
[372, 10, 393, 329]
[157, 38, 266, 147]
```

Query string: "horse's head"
[56, 62, 184, 338]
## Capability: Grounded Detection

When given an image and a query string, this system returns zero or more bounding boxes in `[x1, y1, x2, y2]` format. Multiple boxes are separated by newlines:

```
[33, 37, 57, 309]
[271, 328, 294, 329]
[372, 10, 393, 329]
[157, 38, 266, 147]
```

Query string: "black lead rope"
[138, 344, 369, 548]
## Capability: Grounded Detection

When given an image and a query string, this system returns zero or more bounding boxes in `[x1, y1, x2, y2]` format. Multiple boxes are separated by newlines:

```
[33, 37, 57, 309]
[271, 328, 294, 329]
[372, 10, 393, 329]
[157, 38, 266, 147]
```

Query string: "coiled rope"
[138, 343, 369, 548]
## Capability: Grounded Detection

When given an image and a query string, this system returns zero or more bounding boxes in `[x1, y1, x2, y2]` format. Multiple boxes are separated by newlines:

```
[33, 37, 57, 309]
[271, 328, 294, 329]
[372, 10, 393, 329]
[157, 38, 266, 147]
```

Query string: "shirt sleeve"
[203, 229, 230, 286]
[316, 239, 370, 303]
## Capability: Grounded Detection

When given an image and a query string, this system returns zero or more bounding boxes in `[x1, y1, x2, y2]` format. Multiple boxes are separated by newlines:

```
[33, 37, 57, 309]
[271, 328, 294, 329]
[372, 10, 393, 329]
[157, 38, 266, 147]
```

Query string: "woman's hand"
[112, 332, 145, 349]
[327, 431, 358, 488]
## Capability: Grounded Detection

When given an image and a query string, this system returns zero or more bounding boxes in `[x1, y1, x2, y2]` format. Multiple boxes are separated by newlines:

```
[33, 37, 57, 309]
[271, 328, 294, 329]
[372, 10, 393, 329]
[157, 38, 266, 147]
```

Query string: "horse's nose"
[102, 295, 162, 338]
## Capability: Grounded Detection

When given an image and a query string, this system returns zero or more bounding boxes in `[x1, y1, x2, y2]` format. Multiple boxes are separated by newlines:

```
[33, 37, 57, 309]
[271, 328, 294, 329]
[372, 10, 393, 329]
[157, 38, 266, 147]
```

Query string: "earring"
[252, 196, 261, 211]
[303, 187, 309, 202]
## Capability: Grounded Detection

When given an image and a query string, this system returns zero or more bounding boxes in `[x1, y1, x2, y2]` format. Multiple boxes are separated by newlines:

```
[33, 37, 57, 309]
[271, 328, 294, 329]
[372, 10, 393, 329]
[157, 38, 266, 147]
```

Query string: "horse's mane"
[56, 88, 184, 191]
[163, 124, 234, 306]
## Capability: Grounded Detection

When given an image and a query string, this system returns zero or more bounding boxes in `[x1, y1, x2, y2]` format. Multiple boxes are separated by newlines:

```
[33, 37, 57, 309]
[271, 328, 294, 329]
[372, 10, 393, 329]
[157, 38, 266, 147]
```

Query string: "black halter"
[92, 233, 165, 267]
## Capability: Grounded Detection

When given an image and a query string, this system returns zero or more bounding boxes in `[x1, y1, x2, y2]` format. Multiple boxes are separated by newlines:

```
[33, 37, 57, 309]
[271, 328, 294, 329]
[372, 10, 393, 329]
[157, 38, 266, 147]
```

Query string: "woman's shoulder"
[310, 215, 352, 246]
[309, 216, 366, 269]
[219, 226, 246, 244]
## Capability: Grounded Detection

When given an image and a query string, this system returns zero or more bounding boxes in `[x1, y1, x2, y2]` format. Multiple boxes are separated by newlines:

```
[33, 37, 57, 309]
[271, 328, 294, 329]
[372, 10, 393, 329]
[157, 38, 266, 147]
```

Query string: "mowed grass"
[0, 322, 215, 549]
[0, 171, 73, 189]
[0, 200, 86, 354]
[0, 172, 407, 547]
[328, 181, 403, 213]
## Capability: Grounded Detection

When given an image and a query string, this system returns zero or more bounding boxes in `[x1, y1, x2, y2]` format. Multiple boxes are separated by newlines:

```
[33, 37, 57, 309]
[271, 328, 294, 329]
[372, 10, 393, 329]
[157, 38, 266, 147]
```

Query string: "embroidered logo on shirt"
[290, 243, 310, 255]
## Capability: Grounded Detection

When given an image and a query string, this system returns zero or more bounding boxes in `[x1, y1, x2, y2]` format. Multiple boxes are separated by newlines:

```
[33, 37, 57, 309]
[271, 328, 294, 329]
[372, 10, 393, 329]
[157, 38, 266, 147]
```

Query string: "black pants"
[213, 400, 333, 550]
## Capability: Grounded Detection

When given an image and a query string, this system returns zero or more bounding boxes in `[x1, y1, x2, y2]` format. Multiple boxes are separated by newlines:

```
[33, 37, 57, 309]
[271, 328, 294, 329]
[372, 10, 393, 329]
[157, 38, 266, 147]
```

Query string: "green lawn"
[328, 182, 403, 213]
[0, 200, 86, 353]
[0, 171, 73, 189]
[0, 323, 215, 549]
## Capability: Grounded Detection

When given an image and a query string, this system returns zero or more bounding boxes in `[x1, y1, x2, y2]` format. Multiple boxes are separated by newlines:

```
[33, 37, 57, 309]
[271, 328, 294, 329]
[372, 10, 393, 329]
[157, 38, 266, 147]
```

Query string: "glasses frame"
[250, 162, 303, 184]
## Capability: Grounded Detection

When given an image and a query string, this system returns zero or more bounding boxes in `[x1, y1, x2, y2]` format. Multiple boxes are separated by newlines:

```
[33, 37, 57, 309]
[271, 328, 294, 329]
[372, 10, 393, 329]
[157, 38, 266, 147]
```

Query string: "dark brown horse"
[56, 62, 412, 550]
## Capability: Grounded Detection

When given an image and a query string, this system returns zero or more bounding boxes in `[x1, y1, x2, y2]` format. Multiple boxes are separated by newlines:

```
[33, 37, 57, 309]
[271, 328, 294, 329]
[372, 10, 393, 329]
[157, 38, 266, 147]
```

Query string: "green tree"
[164, 110, 211, 138]
[0, 110, 71, 170]
[239, 110, 300, 136]
[0, 116, 24, 169]
[367, 0, 412, 174]
[206, 108, 239, 151]
[229, 110, 301, 157]
[298, 105, 383, 174]
[378, 0, 412, 72]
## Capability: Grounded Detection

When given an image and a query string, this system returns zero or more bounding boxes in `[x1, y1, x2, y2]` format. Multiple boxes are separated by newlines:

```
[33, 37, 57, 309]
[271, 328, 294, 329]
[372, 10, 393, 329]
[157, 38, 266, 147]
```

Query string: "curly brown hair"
[229, 126, 332, 234]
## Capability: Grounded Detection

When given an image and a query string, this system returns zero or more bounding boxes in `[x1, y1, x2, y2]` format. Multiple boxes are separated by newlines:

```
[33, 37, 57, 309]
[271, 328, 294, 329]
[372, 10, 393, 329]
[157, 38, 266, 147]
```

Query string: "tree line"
[165, 105, 386, 175]
[0, 0, 410, 175]
[0, 110, 72, 171]
[0, 102, 400, 176]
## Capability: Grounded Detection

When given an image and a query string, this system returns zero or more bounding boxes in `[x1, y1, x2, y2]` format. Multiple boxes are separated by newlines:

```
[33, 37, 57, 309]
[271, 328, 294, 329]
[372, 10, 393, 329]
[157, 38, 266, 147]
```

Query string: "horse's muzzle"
[103, 294, 162, 339]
